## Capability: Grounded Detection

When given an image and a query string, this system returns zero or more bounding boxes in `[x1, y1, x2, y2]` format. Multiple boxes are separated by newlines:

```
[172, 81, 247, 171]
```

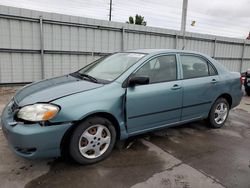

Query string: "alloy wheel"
[78, 124, 111, 159]
[214, 102, 228, 124]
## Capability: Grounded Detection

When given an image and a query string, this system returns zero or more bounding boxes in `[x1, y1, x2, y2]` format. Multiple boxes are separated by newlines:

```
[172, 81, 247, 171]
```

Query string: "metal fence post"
[240, 41, 246, 72]
[91, 49, 94, 60]
[39, 16, 44, 79]
[121, 27, 125, 51]
[182, 35, 186, 50]
[175, 34, 178, 49]
[213, 38, 217, 58]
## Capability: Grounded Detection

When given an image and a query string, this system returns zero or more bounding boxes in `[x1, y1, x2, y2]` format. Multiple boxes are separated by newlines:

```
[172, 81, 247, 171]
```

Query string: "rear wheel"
[246, 90, 250, 96]
[69, 116, 116, 164]
[208, 98, 229, 128]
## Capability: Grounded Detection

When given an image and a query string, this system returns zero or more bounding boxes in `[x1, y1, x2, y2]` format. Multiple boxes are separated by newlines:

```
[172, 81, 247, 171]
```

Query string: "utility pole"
[181, 0, 188, 35]
[181, 0, 188, 49]
[109, 0, 112, 21]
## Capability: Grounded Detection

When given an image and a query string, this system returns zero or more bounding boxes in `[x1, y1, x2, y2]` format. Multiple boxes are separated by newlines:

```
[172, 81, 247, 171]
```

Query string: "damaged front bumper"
[1, 100, 72, 159]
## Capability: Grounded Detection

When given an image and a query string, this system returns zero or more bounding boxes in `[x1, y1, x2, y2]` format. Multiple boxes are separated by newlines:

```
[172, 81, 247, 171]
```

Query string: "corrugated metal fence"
[0, 5, 250, 84]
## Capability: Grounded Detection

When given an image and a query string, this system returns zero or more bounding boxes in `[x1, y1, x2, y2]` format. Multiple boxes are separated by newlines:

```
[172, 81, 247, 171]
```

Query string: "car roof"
[126, 49, 207, 56]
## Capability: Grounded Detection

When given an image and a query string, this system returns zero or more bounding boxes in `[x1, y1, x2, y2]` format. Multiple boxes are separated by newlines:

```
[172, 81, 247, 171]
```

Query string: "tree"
[126, 14, 147, 26]
[247, 32, 250, 40]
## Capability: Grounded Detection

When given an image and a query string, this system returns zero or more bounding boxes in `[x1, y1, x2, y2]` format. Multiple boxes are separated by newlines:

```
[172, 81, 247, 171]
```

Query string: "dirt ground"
[0, 87, 250, 188]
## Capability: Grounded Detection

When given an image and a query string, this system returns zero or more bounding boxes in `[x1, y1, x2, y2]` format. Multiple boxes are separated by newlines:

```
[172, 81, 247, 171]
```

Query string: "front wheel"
[69, 116, 116, 164]
[208, 98, 229, 128]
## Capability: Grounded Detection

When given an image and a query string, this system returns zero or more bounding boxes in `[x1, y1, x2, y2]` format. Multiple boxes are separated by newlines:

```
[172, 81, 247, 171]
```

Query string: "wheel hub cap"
[78, 124, 111, 159]
[214, 102, 228, 124]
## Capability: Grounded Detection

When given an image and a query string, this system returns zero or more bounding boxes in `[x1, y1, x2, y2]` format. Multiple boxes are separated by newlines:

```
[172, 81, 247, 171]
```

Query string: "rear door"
[179, 54, 220, 120]
[126, 54, 183, 135]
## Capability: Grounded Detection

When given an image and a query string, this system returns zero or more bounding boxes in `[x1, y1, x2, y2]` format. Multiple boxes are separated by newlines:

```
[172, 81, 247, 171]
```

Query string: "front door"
[126, 54, 183, 135]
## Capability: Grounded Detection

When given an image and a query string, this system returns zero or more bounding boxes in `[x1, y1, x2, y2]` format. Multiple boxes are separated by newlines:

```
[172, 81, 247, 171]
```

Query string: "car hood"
[14, 75, 103, 106]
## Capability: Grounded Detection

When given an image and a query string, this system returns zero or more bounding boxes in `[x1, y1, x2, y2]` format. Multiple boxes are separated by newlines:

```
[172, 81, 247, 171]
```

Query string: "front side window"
[180, 55, 209, 79]
[134, 55, 177, 83]
[78, 53, 146, 82]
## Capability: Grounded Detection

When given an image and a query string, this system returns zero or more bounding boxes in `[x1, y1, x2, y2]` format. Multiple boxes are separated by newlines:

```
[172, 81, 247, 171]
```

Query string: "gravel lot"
[0, 87, 250, 188]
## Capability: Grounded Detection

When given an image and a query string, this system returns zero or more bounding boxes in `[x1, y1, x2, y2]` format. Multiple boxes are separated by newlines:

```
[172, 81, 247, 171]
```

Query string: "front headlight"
[17, 104, 59, 122]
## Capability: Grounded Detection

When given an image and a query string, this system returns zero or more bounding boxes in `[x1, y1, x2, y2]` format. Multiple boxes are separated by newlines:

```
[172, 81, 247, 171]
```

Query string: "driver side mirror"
[128, 76, 149, 87]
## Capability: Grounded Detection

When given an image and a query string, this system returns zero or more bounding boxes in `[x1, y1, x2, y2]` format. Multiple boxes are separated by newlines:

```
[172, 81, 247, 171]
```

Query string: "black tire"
[208, 98, 229, 128]
[246, 90, 250, 96]
[69, 116, 116, 165]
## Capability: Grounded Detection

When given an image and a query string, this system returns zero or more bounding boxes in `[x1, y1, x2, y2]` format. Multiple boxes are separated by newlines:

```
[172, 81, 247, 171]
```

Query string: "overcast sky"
[0, 0, 249, 39]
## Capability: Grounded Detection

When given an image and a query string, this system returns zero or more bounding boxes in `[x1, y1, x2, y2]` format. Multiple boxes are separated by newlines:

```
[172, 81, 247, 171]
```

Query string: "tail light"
[240, 75, 245, 85]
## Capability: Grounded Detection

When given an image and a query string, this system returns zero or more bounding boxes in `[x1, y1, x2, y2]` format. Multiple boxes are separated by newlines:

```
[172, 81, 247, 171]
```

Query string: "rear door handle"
[211, 79, 218, 84]
[171, 84, 182, 90]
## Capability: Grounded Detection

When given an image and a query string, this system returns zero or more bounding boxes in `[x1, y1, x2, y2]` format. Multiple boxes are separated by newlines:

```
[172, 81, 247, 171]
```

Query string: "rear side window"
[180, 55, 209, 79]
[135, 55, 177, 83]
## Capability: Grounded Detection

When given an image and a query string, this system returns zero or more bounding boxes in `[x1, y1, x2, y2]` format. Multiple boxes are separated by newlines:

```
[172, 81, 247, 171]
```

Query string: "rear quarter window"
[208, 63, 217, 76]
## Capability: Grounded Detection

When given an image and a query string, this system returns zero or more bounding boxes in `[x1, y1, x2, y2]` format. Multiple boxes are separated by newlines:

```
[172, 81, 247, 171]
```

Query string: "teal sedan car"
[1, 49, 242, 164]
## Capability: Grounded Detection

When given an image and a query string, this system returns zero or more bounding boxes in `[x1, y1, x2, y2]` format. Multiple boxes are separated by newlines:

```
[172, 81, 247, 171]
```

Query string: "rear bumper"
[1, 101, 72, 159]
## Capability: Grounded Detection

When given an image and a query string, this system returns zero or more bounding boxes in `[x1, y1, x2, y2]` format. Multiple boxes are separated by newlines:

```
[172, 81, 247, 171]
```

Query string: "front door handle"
[211, 79, 218, 84]
[171, 84, 182, 90]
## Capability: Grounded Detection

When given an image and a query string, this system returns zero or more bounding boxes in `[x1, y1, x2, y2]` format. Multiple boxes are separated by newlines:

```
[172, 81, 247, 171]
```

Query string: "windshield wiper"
[73, 72, 98, 83]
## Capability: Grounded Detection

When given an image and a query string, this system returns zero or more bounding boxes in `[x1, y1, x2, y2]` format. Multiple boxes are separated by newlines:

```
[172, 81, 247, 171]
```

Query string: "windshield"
[78, 53, 146, 82]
